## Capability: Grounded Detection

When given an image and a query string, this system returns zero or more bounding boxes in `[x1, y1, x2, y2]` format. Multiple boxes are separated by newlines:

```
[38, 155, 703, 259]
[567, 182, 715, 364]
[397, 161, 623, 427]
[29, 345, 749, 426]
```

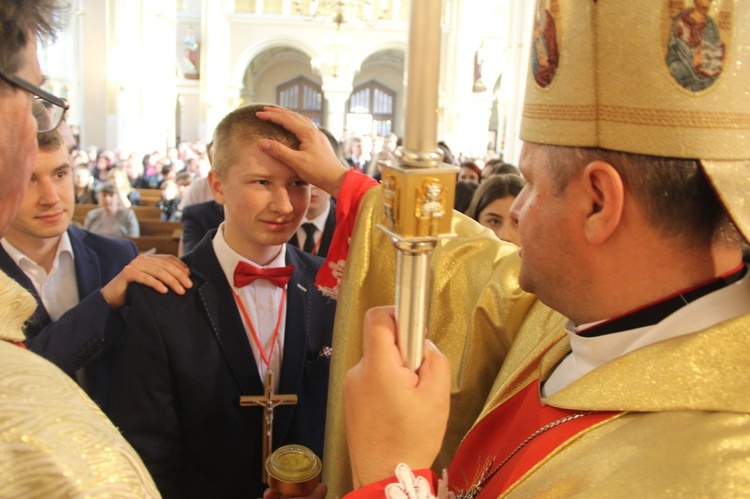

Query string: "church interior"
[38, 0, 538, 166]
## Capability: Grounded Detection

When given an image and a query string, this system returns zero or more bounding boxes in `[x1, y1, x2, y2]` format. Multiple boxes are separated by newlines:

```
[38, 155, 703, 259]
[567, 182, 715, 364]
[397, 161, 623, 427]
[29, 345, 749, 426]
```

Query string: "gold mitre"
[520, 0, 750, 241]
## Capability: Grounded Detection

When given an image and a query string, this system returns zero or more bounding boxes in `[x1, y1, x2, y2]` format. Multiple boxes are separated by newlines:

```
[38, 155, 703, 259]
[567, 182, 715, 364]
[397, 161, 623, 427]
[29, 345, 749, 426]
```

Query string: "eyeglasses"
[0, 70, 69, 132]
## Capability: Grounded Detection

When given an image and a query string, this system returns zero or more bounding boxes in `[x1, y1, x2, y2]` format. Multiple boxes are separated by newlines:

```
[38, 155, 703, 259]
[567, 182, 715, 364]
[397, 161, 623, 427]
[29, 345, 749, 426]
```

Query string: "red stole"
[448, 379, 620, 497]
[2, 339, 26, 349]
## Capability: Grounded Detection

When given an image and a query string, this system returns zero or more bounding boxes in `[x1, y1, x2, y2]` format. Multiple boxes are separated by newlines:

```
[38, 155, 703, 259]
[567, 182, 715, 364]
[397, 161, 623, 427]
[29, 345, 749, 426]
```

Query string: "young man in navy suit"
[289, 186, 336, 258]
[0, 128, 192, 411]
[179, 198, 223, 256]
[109, 104, 336, 498]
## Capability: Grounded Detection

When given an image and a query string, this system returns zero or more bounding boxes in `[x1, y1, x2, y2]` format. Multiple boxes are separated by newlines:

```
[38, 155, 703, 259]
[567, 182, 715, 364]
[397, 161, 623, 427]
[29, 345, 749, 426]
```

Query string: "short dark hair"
[96, 181, 116, 195]
[545, 144, 738, 246]
[0, 0, 66, 77]
[459, 161, 481, 177]
[484, 159, 520, 177]
[37, 127, 64, 152]
[212, 104, 300, 178]
[466, 173, 526, 221]
[319, 127, 348, 167]
[454, 180, 478, 214]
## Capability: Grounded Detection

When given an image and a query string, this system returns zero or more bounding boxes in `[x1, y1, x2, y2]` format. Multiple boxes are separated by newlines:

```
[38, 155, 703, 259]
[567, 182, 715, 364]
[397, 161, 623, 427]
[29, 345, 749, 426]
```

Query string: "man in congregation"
[109, 104, 337, 498]
[0, 0, 160, 494]
[0, 127, 192, 411]
[258, 1, 750, 496]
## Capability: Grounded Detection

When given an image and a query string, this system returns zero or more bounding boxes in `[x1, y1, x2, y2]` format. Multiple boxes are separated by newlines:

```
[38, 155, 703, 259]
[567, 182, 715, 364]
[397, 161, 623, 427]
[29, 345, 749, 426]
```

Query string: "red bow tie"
[233, 262, 295, 288]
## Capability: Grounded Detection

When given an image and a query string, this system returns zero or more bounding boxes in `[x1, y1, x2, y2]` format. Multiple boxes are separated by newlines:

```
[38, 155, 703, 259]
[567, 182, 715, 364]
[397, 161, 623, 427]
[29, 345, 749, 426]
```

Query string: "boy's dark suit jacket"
[108, 230, 337, 499]
[289, 199, 337, 258]
[0, 225, 137, 410]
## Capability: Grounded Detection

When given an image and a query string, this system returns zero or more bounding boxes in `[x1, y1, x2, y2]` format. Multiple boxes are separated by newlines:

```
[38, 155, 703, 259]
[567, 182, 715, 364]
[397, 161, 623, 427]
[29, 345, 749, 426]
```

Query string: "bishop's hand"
[256, 106, 349, 198]
[343, 307, 451, 488]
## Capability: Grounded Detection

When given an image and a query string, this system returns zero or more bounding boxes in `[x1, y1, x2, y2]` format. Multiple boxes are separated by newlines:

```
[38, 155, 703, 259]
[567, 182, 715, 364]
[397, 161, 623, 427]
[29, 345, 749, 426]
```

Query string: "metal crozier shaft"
[377, 0, 457, 371]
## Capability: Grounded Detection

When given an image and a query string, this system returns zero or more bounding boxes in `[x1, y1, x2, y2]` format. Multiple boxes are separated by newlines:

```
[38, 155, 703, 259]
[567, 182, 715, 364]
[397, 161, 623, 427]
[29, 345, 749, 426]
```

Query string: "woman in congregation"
[466, 173, 525, 246]
[83, 182, 140, 238]
[107, 167, 141, 208]
[73, 165, 97, 204]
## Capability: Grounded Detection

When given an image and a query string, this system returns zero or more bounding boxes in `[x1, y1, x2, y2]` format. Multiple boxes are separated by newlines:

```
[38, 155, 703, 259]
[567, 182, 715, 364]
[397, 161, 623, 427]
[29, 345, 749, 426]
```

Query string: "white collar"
[544, 271, 750, 396]
[1, 231, 75, 272]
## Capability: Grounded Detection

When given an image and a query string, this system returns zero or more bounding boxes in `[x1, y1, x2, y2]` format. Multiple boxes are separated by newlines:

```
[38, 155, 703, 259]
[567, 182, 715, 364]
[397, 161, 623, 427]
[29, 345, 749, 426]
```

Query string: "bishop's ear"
[581, 160, 624, 245]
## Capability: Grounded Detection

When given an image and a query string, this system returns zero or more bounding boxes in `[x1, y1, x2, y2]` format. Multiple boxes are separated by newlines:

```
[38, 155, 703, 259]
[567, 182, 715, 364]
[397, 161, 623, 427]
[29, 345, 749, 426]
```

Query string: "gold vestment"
[322, 186, 553, 497]
[322, 185, 750, 497]
[481, 306, 750, 497]
[0, 270, 160, 497]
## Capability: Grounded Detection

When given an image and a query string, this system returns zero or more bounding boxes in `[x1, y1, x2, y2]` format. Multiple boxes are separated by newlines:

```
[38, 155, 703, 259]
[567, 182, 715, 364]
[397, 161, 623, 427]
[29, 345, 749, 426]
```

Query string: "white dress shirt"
[213, 223, 288, 389]
[0, 233, 80, 321]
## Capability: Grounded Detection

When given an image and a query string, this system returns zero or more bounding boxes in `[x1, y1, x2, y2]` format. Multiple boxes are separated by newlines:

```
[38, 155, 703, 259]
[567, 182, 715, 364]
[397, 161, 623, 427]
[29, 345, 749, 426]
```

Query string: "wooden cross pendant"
[239, 370, 298, 483]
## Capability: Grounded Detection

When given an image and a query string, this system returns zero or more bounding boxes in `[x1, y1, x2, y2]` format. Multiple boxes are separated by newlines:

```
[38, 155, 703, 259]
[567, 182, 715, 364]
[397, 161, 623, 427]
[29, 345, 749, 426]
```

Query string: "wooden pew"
[135, 188, 162, 205]
[73, 203, 99, 225]
[132, 205, 162, 221]
[126, 235, 180, 256]
[139, 220, 182, 238]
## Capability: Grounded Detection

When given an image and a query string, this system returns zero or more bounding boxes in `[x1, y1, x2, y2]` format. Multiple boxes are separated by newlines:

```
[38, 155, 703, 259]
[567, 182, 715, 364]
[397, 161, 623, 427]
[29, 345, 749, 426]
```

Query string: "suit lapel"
[274, 246, 311, 444]
[318, 200, 337, 257]
[188, 235, 264, 396]
[67, 227, 102, 298]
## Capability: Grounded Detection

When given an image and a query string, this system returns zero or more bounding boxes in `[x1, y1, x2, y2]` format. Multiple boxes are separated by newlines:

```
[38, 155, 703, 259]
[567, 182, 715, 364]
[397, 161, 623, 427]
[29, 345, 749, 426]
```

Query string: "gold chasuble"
[462, 312, 750, 497]
[322, 186, 563, 497]
[0, 271, 159, 497]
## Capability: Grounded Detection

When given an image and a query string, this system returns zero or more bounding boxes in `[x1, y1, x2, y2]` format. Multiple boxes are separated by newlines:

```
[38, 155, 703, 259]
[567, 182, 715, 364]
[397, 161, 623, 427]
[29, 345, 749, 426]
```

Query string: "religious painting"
[663, 0, 733, 92]
[531, 0, 560, 89]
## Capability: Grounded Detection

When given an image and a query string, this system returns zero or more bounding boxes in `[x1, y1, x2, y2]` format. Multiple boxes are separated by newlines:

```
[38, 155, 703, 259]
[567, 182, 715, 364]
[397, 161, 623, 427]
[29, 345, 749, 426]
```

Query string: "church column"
[138, 0, 178, 151]
[78, 0, 108, 148]
[199, 0, 232, 140]
[319, 70, 356, 140]
[92, 0, 177, 153]
[438, 0, 495, 160]
[502, 0, 534, 165]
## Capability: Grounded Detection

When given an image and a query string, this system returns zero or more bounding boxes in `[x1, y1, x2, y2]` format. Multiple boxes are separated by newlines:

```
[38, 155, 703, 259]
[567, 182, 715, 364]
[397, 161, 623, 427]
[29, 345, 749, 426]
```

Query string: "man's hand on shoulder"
[100, 254, 193, 309]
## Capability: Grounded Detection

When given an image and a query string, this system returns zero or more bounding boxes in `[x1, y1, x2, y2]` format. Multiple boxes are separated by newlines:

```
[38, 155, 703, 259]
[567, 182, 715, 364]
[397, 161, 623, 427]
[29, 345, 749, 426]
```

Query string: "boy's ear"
[208, 170, 225, 205]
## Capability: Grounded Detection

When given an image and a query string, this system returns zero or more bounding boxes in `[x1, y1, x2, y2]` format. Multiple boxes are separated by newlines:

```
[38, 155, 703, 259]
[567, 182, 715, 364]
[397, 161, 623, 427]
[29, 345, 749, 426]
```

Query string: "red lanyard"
[233, 287, 287, 369]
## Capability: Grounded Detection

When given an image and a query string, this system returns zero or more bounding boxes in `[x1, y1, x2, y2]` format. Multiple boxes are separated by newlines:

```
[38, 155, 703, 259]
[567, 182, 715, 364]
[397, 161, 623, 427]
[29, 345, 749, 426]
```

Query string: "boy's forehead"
[227, 142, 300, 177]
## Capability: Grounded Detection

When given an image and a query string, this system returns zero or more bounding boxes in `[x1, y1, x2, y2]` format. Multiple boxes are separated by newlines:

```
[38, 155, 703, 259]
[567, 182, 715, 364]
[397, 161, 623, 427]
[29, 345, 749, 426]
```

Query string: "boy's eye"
[292, 180, 309, 188]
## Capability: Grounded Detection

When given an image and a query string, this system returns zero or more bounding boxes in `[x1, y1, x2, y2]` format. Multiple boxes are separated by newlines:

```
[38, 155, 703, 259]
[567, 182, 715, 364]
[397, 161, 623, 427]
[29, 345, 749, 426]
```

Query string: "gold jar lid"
[266, 445, 322, 496]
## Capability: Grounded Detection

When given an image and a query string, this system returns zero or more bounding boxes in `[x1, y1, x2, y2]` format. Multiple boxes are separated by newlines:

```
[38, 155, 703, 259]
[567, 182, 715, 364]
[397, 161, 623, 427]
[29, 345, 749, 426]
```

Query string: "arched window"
[276, 76, 324, 126]
[347, 80, 396, 136]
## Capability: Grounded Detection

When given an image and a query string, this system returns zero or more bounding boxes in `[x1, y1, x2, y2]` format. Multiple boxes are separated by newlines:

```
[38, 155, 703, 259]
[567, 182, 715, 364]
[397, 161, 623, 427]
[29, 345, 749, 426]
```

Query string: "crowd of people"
[1, 0, 749, 498]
